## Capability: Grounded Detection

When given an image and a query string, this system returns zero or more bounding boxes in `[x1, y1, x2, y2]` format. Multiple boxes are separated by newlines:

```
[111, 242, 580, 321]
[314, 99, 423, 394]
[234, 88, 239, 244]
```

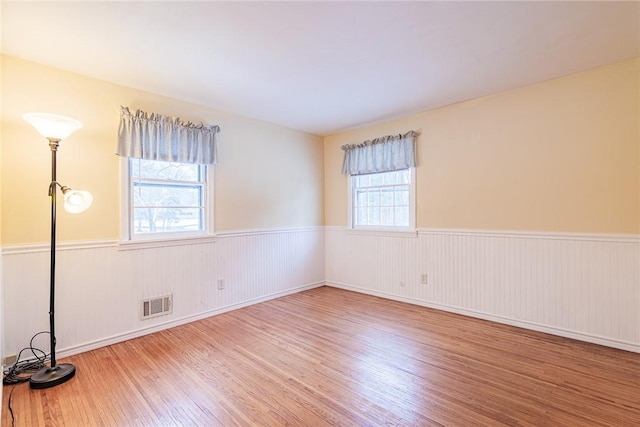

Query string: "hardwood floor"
[3, 286, 639, 426]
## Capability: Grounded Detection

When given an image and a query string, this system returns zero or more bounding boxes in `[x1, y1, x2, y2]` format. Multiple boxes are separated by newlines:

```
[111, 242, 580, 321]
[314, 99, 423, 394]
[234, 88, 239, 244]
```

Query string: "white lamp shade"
[23, 113, 83, 140]
[62, 189, 93, 214]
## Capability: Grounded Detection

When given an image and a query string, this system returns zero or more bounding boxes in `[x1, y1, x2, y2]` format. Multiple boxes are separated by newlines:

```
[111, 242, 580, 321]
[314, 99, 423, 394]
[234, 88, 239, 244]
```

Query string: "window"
[128, 158, 208, 238]
[341, 130, 418, 230]
[116, 106, 219, 244]
[350, 168, 415, 229]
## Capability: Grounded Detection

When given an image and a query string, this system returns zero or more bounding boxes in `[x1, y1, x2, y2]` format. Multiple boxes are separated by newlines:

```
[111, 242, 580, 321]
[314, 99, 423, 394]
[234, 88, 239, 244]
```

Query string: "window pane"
[356, 207, 368, 226]
[381, 188, 394, 206]
[381, 207, 394, 226]
[129, 158, 207, 238]
[369, 173, 384, 186]
[356, 174, 369, 187]
[384, 171, 399, 185]
[394, 207, 409, 226]
[395, 189, 409, 206]
[137, 159, 201, 181]
[367, 190, 380, 206]
[133, 207, 203, 233]
[368, 206, 380, 224]
[355, 190, 368, 208]
[351, 169, 412, 228]
[133, 183, 203, 207]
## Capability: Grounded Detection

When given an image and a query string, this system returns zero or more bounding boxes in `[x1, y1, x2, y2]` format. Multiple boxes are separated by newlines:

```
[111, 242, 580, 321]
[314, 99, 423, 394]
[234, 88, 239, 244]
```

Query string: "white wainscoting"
[3, 226, 638, 361]
[325, 227, 640, 353]
[1, 228, 324, 360]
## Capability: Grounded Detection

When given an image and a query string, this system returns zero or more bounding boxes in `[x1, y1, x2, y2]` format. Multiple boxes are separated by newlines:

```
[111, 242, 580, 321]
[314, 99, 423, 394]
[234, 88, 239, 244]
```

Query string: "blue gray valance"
[341, 131, 418, 175]
[117, 106, 220, 165]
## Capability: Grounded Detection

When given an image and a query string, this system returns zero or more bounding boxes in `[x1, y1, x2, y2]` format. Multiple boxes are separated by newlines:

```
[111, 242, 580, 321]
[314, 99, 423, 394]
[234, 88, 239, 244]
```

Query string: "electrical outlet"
[217, 279, 225, 290]
[420, 273, 428, 284]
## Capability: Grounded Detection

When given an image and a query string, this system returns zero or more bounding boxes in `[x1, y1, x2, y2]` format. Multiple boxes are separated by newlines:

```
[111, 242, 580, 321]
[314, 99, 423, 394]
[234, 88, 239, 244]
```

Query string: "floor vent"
[141, 294, 172, 320]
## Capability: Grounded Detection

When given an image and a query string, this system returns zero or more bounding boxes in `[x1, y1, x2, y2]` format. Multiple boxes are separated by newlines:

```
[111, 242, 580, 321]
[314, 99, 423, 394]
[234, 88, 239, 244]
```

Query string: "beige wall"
[1, 55, 324, 244]
[2, 56, 638, 244]
[324, 58, 640, 234]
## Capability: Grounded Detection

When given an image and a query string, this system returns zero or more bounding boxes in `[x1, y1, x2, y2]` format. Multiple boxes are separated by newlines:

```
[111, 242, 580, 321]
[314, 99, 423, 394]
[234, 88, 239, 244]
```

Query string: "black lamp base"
[29, 363, 76, 389]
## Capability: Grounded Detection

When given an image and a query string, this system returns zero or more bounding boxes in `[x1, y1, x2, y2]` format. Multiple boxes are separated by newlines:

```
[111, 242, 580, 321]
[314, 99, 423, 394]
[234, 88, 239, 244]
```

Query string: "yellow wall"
[1, 55, 324, 244]
[324, 58, 640, 234]
[2, 56, 639, 244]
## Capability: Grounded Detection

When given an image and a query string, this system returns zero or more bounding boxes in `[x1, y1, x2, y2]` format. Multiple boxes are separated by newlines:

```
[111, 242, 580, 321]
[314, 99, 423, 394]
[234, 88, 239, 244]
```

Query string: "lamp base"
[29, 363, 76, 389]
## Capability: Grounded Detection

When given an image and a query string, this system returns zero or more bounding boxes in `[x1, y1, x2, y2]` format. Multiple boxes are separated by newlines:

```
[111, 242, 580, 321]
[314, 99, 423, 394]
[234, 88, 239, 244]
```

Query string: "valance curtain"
[116, 106, 220, 165]
[341, 130, 418, 175]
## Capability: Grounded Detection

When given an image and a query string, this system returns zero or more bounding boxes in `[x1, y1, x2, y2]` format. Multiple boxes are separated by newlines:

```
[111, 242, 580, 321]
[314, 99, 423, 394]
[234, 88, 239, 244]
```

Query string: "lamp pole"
[29, 137, 77, 389]
[48, 138, 60, 370]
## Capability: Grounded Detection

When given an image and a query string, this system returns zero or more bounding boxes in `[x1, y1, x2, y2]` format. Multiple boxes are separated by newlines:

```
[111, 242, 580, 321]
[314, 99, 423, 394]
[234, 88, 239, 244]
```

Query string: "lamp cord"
[6, 385, 17, 427]
[2, 331, 50, 385]
[2, 331, 51, 427]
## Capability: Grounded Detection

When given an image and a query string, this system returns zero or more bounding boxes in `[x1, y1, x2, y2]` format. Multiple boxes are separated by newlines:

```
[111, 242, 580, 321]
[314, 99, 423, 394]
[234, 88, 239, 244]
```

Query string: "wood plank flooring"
[3, 286, 639, 426]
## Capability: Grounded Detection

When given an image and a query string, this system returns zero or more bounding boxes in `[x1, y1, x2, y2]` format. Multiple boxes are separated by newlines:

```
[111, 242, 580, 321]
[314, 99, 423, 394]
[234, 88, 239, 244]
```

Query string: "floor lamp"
[22, 113, 93, 389]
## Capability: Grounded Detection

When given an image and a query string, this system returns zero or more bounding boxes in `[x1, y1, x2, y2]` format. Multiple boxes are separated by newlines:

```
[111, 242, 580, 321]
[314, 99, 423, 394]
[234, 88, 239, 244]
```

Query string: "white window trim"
[119, 157, 215, 249]
[347, 167, 416, 233]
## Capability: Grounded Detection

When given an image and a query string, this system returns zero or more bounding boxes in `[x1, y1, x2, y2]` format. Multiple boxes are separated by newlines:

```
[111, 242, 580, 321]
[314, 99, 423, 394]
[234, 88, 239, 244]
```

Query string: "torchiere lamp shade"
[22, 113, 83, 140]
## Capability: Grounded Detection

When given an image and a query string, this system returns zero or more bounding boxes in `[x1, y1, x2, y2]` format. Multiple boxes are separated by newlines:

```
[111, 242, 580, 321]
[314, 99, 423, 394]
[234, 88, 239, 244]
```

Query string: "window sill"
[346, 228, 418, 238]
[118, 235, 217, 251]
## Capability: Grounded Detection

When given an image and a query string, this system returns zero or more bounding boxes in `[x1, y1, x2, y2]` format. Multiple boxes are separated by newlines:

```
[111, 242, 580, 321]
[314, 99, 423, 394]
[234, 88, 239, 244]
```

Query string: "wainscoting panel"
[3, 226, 637, 360]
[325, 228, 640, 352]
[2, 228, 324, 360]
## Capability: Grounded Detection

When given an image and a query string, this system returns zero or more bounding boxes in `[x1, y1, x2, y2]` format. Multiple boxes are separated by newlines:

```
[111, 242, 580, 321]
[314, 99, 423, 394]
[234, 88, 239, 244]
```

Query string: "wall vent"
[140, 294, 172, 320]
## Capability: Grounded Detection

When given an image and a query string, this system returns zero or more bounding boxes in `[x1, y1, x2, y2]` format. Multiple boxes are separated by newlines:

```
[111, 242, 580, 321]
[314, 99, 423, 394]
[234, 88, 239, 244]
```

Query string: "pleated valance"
[116, 106, 220, 165]
[341, 130, 418, 175]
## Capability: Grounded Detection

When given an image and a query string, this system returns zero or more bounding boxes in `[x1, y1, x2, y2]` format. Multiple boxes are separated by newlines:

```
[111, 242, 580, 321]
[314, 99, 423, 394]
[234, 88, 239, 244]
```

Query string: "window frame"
[348, 167, 416, 232]
[119, 157, 215, 245]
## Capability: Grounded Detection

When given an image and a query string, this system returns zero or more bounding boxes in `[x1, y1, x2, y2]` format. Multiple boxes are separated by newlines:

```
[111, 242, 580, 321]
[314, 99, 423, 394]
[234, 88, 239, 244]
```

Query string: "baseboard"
[54, 281, 325, 361]
[326, 281, 640, 354]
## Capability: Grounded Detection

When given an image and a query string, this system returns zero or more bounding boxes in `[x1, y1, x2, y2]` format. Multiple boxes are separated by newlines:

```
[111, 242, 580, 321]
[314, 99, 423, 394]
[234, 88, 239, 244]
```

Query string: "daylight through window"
[130, 158, 207, 236]
[352, 168, 412, 228]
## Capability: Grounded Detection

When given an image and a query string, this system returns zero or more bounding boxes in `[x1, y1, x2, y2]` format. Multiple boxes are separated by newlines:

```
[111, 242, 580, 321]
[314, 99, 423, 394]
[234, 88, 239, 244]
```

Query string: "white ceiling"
[2, 1, 639, 136]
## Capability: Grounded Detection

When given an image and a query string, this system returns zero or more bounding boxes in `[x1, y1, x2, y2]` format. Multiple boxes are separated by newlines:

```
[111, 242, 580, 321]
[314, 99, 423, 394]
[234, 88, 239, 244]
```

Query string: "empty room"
[1, 1, 639, 426]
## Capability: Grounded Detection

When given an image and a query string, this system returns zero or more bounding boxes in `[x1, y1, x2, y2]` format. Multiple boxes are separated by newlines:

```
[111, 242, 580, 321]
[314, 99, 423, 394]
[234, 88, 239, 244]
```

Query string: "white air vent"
[140, 294, 172, 320]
